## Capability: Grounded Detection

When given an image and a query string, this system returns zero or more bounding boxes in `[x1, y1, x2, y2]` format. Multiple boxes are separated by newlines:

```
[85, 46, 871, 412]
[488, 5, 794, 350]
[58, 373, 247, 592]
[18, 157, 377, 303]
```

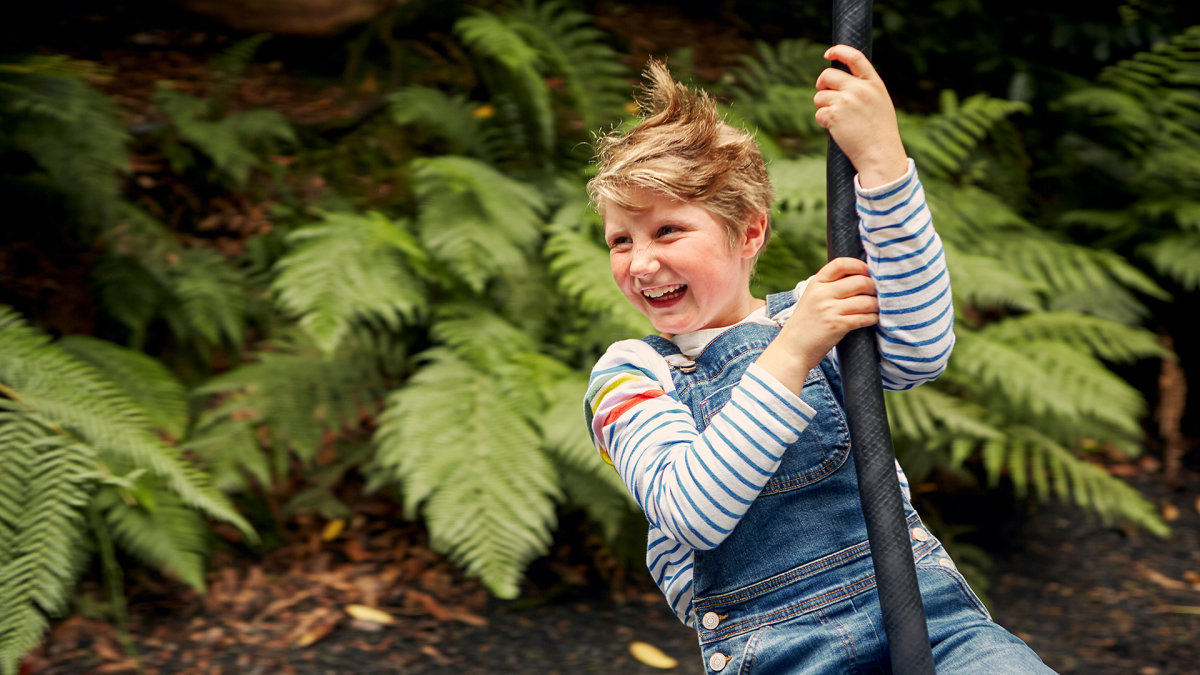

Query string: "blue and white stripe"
[585, 160, 951, 626]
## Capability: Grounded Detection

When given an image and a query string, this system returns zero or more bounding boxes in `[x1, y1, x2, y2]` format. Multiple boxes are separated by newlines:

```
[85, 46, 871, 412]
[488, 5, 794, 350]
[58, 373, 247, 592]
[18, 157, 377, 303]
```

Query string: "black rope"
[826, 1, 936, 672]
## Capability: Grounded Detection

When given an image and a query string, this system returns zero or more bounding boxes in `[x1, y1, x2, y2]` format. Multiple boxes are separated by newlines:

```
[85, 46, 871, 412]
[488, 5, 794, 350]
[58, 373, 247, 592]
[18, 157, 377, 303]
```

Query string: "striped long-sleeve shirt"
[584, 160, 953, 625]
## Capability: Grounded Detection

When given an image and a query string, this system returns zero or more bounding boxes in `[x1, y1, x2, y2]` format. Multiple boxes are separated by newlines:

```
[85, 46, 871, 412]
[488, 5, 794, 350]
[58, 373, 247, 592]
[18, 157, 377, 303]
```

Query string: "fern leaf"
[978, 311, 1169, 364]
[980, 427, 1167, 536]
[0, 306, 254, 540]
[373, 348, 560, 597]
[193, 328, 401, 466]
[455, 9, 555, 160]
[506, 0, 629, 131]
[183, 416, 270, 493]
[0, 56, 129, 226]
[413, 156, 544, 292]
[389, 86, 487, 158]
[0, 414, 94, 675]
[545, 194, 651, 337]
[162, 246, 249, 354]
[1140, 231, 1200, 290]
[94, 485, 208, 590]
[273, 211, 427, 356]
[57, 336, 188, 439]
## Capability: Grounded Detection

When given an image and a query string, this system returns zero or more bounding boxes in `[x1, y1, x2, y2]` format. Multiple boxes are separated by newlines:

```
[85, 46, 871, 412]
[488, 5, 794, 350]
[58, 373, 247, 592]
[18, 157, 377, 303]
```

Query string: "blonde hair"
[587, 59, 774, 253]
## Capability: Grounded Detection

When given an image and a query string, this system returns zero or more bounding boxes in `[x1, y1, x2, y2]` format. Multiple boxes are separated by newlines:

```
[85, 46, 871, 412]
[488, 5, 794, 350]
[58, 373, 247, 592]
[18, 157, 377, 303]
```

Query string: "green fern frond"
[455, 8, 555, 161]
[193, 328, 401, 466]
[900, 92, 1029, 181]
[506, 0, 629, 132]
[272, 211, 427, 356]
[978, 427, 1167, 536]
[1139, 231, 1200, 290]
[373, 348, 560, 597]
[946, 329, 1145, 450]
[0, 56, 129, 228]
[978, 311, 1170, 364]
[413, 156, 544, 292]
[430, 304, 538, 368]
[183, 416, 270, 493]
[0, 306, 254, 539]
[389, 86, 488, 158]
[0, 414, 94, 675]
[155, 86, 294, 186]
[943, 247, 1045, 313]
[57, 335, 189, 439]
[163, 246, 249, 353]
[545, 193, 651, 337]
[94, 485, 208, 590]
[727, 39, 827, 142]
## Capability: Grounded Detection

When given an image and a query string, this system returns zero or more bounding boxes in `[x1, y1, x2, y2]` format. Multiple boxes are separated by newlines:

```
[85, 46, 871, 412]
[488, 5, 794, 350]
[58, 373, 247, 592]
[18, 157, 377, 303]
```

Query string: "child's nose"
[629, 245, 659, 278]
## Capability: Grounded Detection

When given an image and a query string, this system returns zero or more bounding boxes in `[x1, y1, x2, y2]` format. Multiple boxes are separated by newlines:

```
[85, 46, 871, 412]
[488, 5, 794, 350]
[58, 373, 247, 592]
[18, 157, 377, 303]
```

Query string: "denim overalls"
[643, 291, 1053, 674]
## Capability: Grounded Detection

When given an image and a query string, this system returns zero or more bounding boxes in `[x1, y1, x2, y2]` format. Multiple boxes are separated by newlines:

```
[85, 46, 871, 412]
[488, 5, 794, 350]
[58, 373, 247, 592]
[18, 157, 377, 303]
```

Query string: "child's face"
[603, 189, 763, 334]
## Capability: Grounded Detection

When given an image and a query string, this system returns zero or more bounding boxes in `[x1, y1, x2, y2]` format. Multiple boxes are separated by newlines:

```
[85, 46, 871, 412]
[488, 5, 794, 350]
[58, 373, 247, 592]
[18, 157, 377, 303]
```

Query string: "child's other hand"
[758, 258, 878, 395]
[814, 45, 908, 188]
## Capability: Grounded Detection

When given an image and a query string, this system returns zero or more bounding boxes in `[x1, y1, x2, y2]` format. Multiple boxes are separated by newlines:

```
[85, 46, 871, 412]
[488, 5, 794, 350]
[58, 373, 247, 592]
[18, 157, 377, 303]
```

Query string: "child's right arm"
[585, 340, 816, 550]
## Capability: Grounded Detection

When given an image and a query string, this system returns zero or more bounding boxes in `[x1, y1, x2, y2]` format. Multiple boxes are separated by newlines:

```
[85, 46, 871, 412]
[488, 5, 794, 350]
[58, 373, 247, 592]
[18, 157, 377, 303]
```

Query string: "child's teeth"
[644, 284, 683, 298]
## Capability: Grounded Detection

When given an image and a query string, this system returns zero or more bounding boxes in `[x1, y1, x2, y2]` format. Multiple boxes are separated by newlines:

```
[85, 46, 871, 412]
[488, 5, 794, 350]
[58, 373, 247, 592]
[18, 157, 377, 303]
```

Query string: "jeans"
[642, 290, 1055, 674]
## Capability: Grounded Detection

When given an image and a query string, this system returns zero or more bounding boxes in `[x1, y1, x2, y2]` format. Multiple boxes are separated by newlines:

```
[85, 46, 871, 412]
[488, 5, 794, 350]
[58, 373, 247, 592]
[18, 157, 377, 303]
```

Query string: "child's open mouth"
[642, 284, 687, 305]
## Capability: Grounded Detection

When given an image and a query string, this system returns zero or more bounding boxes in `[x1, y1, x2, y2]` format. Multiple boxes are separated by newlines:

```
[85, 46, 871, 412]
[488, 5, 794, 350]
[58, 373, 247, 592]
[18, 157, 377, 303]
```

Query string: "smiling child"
[583, 47, 1054, 673]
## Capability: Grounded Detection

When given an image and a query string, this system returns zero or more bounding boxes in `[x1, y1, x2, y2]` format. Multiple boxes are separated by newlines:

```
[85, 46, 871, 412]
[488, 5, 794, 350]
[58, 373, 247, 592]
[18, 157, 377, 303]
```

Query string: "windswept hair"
[587, 59, 773, 251]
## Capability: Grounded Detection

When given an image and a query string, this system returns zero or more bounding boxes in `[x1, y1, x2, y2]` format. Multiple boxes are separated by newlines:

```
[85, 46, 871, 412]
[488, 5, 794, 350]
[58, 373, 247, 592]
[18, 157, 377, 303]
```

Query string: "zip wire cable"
[826, 0, 937, 672]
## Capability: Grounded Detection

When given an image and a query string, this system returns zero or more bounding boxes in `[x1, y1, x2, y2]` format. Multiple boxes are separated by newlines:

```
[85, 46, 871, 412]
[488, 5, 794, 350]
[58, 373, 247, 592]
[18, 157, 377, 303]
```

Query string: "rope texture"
[827, 1, 936, 672]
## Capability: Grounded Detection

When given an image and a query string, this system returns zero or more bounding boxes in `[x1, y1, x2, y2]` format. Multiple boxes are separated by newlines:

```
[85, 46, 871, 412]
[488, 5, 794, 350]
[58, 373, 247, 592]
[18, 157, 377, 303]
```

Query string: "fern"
[94, 485, 209, 591]
[544, 185, 652, 337]
[0, 56, 129, 229]
[0, 306, 253, 536]
[1052, 25, 1200, 291]
[372, 346, 560, 598]
[455, 8, 555, 165]
[0, 308, 256, 673]
[389, 86, 490, 158]
[505, 0, 629, 132]
[154, 86, 295, 186]
[163, 246, 249, 354]
[412, 155, 544, 292]
[57, 335, 189, 440]
[0, 414, 94, 675]
[192, 328, 403, 467]
[727, 39, 829, 142]
[272, 211, 427, 356]
[899, 92, 1030, 181]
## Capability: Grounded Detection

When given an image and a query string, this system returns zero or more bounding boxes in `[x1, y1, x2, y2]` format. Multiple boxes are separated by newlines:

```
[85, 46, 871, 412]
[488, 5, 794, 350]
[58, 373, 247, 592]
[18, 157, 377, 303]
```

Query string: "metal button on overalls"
[708, 652, 729, 672]
[701, 611, 721, 630]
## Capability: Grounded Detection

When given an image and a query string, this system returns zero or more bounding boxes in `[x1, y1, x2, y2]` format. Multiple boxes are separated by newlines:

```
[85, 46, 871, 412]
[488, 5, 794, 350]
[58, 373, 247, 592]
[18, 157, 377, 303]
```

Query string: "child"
[584, 46, 1054, 673]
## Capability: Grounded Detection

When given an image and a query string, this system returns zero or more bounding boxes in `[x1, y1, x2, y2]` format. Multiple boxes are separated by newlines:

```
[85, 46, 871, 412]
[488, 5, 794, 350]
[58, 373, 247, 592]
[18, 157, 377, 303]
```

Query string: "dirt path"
[28, 465, 1198, 674]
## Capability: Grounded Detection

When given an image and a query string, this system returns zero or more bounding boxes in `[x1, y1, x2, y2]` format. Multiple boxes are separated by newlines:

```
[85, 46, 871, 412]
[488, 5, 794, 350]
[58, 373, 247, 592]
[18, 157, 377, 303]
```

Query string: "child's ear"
[740, 211, 769, 259]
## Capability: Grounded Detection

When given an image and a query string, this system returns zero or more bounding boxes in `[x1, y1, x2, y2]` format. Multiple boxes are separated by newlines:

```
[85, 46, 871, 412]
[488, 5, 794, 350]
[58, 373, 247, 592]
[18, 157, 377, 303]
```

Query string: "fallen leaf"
[1168, 605, 1200, 615]
[629, 641, 678, 669]
[1136, 562, 1188, 590]
[344, 604, 395, 625]
[407, 590, 488, 627]
[1162, 503, 1180, 522]
[322, 519, 346, 541]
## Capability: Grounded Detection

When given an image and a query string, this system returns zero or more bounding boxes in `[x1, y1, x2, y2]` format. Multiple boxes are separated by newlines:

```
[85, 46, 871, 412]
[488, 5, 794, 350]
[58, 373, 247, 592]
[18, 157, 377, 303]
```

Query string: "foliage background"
[2, 0, 1199, 671]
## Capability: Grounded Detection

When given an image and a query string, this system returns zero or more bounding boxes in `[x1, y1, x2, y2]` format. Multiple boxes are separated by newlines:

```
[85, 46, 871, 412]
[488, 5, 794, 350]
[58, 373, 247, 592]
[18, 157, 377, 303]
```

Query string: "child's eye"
[656, 225, 680, 237]
[607, 235, 631, 249]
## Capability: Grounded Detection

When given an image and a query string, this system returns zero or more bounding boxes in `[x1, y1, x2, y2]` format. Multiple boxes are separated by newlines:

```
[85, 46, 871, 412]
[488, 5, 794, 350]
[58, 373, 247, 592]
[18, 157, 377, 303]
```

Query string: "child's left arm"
[814, 45, 954, 390]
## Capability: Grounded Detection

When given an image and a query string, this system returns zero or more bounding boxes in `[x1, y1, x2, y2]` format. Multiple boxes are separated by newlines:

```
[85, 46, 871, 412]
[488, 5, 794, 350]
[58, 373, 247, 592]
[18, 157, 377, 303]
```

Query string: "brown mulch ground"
[25, 459, 1200, 675]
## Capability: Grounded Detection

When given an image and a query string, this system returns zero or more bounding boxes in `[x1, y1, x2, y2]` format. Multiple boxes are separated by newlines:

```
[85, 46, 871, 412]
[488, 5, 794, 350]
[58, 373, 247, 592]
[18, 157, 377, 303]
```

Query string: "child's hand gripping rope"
[814, 44, 908, 189]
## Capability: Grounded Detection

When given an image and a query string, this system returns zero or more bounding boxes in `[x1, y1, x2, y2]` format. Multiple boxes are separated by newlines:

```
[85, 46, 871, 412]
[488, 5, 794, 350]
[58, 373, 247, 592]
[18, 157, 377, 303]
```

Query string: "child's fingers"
[823, 45, 879, 80]
[815, 256, 871, 282]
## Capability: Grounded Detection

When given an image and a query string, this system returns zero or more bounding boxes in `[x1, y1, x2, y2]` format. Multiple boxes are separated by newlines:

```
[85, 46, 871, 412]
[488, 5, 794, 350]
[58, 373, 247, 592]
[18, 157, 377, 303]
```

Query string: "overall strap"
[765, 289, 797, 318]
[641, 334, 680, 357]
